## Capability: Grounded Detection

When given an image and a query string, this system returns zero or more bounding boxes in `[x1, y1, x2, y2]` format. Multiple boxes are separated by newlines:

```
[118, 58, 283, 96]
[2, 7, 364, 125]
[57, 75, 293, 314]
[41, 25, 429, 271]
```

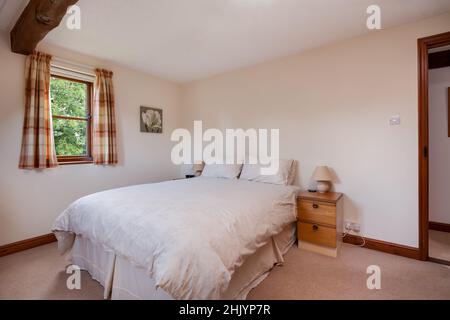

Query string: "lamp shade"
[193, 162, 204, 172]
[312, 166, 332, 182]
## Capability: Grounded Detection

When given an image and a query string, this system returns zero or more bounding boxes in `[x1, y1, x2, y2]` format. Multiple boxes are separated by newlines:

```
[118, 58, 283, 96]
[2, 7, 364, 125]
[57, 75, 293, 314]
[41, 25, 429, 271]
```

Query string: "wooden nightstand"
[297, 191, 343, 257]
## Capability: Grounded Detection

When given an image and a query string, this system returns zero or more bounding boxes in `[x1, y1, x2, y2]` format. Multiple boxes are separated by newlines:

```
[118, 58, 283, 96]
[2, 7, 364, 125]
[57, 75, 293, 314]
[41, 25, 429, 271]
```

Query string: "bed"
[53, 176, 299, 300]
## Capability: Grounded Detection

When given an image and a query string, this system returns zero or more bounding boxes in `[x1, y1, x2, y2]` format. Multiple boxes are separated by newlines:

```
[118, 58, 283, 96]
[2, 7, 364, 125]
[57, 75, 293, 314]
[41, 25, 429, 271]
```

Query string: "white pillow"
[240, 159, 296, 185]
[201, 164, 243, 179]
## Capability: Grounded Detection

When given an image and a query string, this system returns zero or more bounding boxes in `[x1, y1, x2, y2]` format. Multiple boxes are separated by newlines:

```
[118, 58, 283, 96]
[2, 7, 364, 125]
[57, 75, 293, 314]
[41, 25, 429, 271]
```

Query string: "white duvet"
[52, 177, 298, 300]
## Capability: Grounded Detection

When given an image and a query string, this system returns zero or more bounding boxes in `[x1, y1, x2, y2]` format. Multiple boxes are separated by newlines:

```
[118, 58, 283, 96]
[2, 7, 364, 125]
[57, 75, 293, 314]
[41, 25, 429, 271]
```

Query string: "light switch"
[389, 115, 401, 126]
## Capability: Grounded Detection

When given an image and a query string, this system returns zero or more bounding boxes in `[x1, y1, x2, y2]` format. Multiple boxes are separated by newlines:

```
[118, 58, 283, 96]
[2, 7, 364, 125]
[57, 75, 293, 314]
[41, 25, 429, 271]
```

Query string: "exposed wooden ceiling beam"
[10, 0, 79, 55]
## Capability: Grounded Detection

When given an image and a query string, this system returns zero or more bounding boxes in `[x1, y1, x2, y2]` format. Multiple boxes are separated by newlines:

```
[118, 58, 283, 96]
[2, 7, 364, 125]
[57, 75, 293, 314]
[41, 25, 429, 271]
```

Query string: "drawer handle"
[312, 204, 319, 209]
[312, 224, 319, 231]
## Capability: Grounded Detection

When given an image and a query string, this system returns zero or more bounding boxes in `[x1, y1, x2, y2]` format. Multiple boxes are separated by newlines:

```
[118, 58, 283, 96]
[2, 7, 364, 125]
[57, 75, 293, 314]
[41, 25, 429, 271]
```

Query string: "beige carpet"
[429, 230, 450, 262]
[0, 243, 103, 300]
[0, 242, 449, 300]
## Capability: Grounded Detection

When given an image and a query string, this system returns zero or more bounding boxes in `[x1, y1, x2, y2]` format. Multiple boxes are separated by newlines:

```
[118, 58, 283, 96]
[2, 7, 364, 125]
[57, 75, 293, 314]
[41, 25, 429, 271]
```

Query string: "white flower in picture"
[140, 106, 163, 133]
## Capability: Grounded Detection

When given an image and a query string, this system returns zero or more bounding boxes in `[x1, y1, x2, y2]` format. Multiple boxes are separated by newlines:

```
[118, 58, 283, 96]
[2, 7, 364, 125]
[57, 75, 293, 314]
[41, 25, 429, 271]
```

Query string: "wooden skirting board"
[0, 233, 56, 258]
[343, 234, 421, 260]
[429, 221, 450, 233]
[0, 232, 425, 261]
[428, 257, 450, 266]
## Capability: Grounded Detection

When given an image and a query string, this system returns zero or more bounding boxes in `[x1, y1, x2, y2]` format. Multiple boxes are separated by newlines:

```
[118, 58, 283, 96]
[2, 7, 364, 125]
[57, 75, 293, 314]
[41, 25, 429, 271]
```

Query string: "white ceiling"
[2, 0, 450, 82]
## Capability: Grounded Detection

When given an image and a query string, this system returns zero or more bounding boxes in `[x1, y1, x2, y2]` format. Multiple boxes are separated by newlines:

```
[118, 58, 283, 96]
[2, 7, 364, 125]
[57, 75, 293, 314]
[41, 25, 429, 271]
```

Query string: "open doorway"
[418, 31, 450, 264]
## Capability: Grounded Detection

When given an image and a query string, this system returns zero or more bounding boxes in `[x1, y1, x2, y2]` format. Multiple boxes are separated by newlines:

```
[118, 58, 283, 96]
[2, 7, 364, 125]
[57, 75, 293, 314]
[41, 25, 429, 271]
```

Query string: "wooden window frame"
[51, 75, 94, 165]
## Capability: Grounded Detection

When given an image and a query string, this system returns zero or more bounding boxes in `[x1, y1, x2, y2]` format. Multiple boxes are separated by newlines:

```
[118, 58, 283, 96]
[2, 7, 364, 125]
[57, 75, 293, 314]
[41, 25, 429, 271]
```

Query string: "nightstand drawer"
[298, 222, 337, 248]
[298, 200, 336, 227]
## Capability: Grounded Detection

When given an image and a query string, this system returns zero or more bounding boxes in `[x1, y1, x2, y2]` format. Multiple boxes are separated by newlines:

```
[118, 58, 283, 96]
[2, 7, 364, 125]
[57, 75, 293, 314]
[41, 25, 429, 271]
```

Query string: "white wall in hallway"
[429, 66, 450, 225]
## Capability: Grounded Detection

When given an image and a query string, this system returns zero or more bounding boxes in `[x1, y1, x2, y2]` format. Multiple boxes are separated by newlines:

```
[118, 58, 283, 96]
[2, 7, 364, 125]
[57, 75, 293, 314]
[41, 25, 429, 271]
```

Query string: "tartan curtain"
[93, 69, 118, 165]
[19, 52, 58, 169]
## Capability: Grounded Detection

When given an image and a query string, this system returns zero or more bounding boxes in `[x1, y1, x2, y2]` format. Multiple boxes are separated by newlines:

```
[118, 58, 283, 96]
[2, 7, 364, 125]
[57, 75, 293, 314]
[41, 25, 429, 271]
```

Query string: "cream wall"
[2, 13, 450, 248]
[0, 32, 182, 246]
[429, 66, 450, 225]
[180, 13, 450, 248]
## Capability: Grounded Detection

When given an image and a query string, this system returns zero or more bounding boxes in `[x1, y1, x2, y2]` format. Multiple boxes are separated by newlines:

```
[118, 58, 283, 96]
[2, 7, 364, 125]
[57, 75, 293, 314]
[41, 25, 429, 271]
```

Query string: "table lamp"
[193, 162, 204, 176]
[312, 166, 333, 193]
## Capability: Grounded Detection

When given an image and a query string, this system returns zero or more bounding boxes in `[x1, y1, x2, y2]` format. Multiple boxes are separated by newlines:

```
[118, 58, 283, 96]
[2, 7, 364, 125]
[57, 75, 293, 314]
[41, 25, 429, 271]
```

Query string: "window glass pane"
[53, 118, 87, 156]
[50, 77, 88, 117]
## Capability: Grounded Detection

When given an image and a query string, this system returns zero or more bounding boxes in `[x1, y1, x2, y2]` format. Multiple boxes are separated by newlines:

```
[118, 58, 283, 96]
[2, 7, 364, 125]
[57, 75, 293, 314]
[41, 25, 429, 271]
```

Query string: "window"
[50, 75, 93, 164]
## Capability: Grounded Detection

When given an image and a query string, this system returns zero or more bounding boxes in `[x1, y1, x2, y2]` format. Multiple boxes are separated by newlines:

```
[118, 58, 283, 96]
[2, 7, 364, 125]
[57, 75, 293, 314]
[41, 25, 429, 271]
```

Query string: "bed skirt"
[64, 223, 296, 300]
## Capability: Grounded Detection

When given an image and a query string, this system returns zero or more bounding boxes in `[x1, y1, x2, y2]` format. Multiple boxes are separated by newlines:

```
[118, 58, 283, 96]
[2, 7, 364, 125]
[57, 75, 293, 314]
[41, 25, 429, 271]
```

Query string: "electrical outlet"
[344, 221, 361, 233]
[389, 115, 401, 126]
[345, 222, 352, 231]
[351, 223, 361, 233]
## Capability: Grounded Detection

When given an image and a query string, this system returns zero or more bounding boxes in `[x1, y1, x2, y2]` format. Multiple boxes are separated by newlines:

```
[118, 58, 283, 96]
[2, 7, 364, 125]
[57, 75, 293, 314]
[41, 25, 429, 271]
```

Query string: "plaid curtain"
[19, 52, 58, 169]
[93, 69, 118, 165]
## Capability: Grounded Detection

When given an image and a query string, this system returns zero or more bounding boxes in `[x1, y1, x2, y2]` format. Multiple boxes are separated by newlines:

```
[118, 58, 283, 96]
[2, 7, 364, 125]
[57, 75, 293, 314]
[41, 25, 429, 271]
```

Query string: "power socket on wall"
[345, 221, 361, 233]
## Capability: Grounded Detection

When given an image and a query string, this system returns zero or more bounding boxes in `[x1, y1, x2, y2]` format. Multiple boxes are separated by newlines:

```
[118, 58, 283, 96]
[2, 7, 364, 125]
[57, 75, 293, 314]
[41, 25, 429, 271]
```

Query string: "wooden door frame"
[418, 31, 450, 260]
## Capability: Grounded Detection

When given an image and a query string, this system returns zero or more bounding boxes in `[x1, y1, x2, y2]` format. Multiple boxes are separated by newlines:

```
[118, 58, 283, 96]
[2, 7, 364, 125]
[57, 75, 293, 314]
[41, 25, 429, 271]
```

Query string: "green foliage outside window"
[50, 77, 88, 156]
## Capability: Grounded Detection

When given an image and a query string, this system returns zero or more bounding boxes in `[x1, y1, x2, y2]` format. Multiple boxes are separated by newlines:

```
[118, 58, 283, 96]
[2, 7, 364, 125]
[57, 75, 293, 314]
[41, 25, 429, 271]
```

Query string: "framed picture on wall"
[140, 106, 163, 133]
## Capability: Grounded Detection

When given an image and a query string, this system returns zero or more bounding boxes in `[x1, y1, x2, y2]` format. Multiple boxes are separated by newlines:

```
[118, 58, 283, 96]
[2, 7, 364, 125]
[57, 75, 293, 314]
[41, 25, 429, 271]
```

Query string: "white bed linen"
[240, 159, 295, 185]
[70, 223, 295, 300]
[53, 177, 298, 300]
